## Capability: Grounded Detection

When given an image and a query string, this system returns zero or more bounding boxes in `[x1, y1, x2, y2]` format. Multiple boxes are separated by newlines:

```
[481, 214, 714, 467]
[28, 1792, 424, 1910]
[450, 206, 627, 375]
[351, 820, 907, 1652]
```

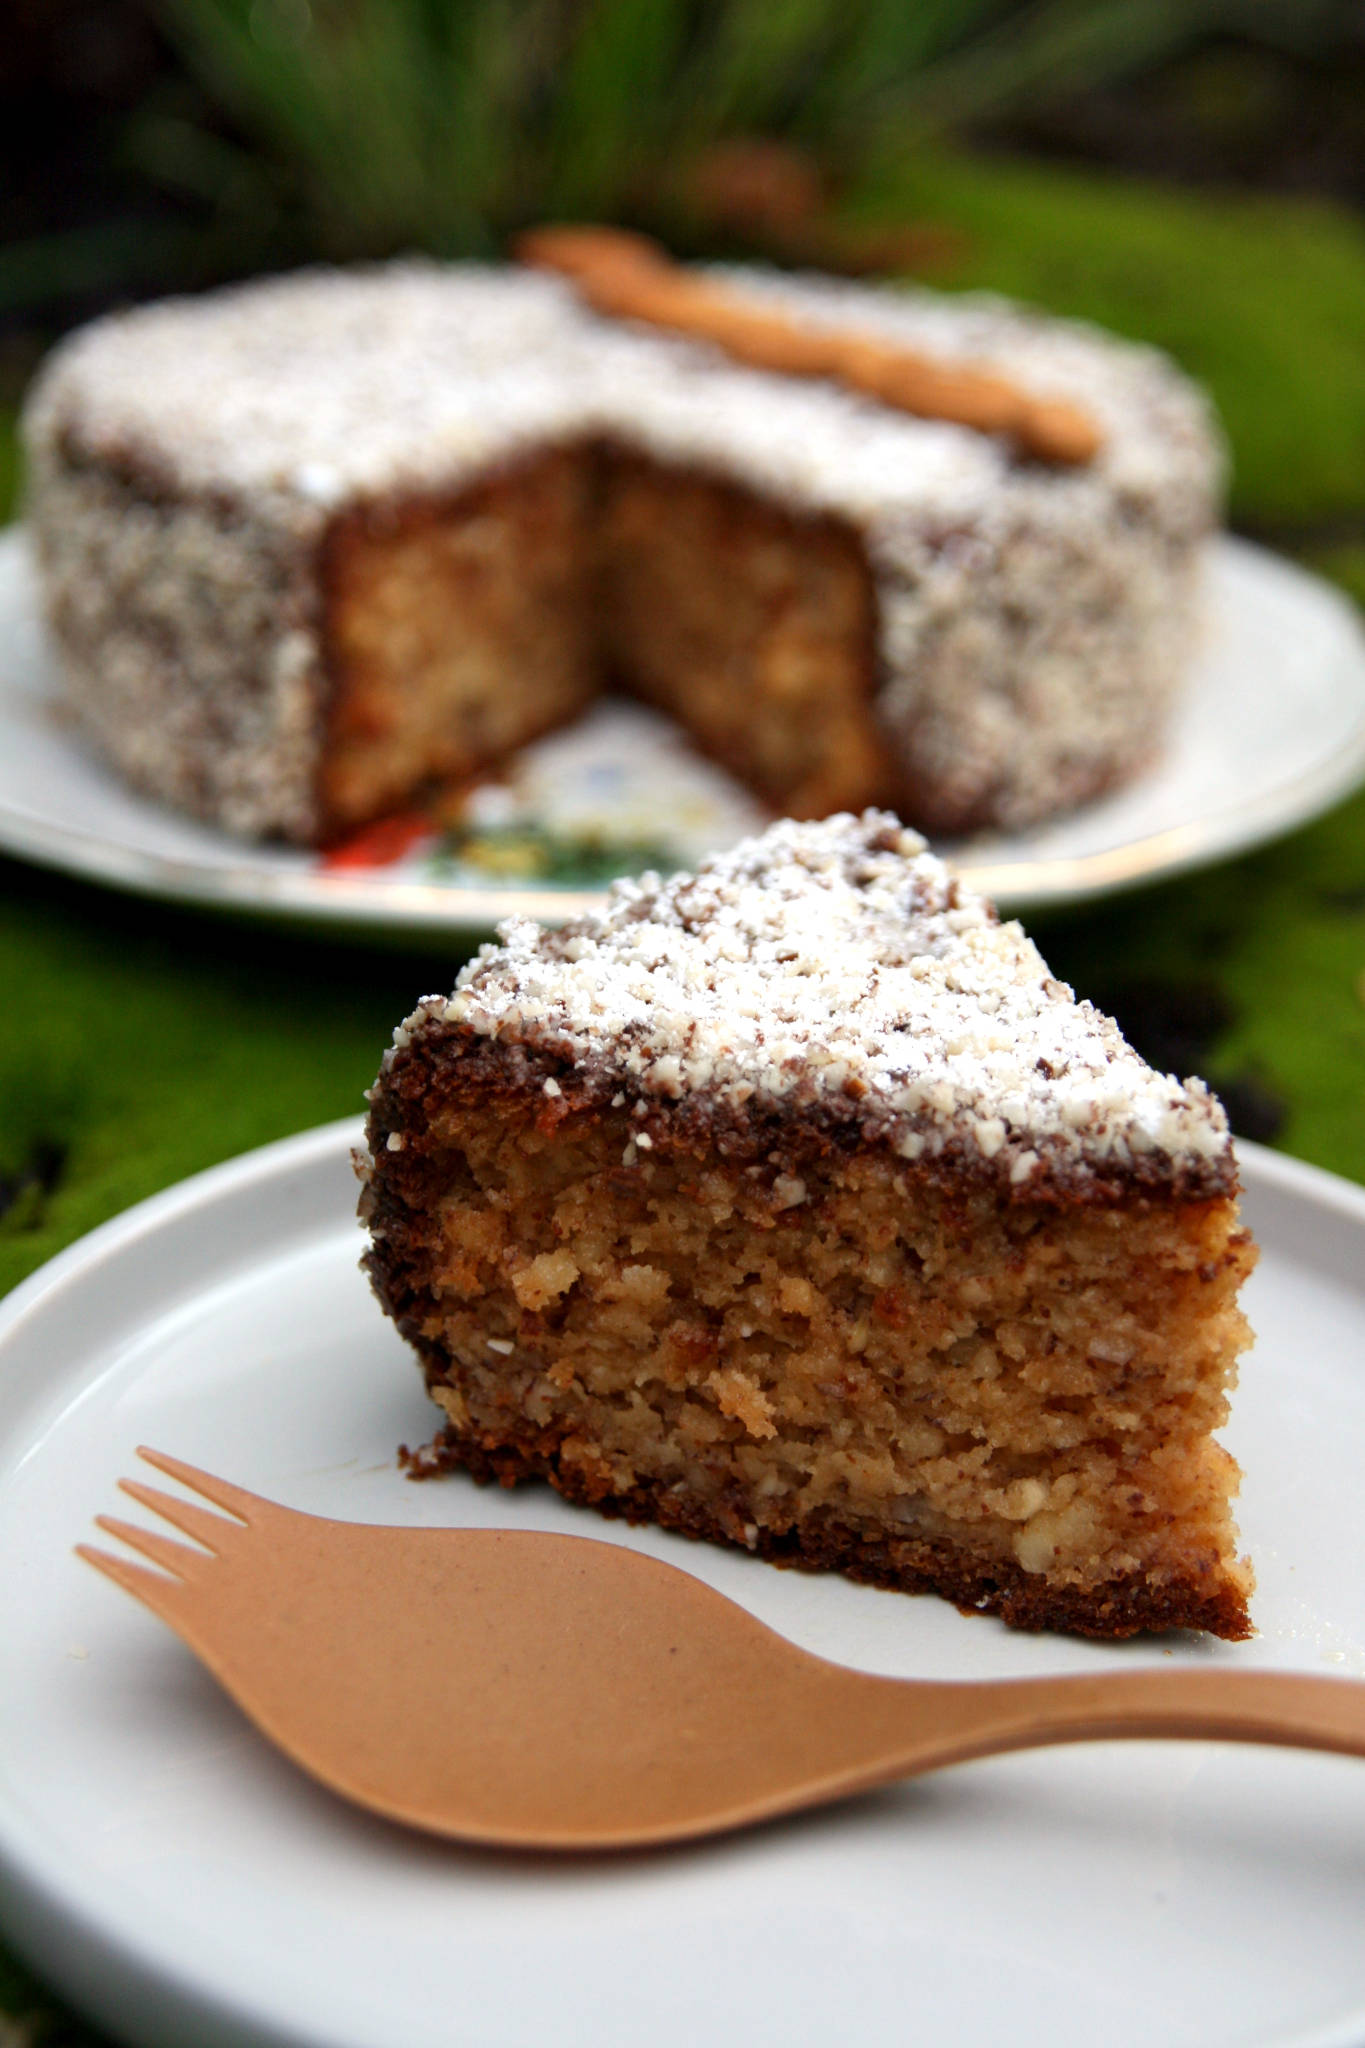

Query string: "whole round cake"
[21, 252, 1222, 844]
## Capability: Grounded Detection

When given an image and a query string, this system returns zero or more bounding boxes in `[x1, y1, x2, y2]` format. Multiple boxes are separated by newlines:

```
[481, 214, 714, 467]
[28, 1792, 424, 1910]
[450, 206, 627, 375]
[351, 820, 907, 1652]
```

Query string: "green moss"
[1213, 798, 1365, 1179]
[0, 866, 465, 1298]
[855, 150, 1365, 529]
[0, 408, 20, 527]
[1298, 539, 1365, 613]
[1030, 779, 1365, 1188]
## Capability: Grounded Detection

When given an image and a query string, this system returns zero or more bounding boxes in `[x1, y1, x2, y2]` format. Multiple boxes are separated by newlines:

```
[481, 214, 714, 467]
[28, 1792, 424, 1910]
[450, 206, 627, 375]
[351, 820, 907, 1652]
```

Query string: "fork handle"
[903, 1667, 1365, 1774]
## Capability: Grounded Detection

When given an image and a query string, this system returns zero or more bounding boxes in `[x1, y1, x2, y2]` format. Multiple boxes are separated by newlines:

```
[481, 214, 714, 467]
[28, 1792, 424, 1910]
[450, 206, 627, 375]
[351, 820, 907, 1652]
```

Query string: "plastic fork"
[79, 1448, 1365, 1851]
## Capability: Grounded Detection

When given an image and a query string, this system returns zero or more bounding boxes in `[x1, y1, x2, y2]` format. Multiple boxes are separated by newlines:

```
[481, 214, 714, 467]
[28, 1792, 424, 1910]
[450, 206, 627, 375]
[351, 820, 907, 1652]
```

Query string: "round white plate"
[1, 1122, 1364, 2048]
[1, 528, 1363, 937]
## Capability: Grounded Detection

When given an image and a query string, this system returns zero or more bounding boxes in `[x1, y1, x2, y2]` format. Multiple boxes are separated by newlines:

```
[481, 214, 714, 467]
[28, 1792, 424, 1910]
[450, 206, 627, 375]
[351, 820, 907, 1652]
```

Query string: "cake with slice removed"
[359, 811, 1256, 1638]
[22, 254, 1220, 844]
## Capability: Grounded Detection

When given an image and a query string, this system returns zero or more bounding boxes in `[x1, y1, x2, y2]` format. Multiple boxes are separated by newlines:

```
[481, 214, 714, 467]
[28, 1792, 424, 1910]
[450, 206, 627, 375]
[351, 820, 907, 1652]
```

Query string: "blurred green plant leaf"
[143, 0, 1261, 256]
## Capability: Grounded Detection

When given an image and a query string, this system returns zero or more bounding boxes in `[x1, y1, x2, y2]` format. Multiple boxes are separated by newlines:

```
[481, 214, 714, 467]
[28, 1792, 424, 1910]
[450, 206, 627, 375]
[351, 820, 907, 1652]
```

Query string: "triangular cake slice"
[361, 812, 1255, 1638]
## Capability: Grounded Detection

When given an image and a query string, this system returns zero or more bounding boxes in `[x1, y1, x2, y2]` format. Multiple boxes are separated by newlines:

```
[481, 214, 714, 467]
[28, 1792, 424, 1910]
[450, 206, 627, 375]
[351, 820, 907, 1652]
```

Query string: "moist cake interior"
[596, 447, 889, 819]
[319, 448, 598, 834]
[389, 1088, 1252, 1638]
[316, 439, 894, 839]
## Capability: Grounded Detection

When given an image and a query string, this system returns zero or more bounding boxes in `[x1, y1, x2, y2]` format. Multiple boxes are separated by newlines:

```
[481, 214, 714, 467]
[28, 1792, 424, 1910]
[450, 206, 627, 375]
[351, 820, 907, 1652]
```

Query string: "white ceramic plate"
[1, 1121, 1365, 2048]
[1, 528, 1364, 937]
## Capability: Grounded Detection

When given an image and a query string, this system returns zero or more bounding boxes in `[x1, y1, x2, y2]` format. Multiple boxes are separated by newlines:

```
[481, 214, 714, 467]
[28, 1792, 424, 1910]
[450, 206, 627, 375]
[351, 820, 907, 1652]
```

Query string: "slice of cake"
[360, 811, 1255, 1639]
[21, 256, 1221, 844]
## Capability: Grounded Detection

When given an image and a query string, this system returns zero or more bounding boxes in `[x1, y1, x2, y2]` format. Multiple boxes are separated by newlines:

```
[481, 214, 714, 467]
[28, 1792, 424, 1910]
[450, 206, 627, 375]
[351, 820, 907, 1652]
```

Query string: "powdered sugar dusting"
[422, 812, 1231, 1193]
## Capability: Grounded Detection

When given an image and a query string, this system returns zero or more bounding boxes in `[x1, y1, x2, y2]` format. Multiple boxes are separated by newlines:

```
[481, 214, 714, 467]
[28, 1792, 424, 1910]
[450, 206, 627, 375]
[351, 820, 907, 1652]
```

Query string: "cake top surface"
[405, 812, 1232, 1199]
[25, 260, 1217, 543]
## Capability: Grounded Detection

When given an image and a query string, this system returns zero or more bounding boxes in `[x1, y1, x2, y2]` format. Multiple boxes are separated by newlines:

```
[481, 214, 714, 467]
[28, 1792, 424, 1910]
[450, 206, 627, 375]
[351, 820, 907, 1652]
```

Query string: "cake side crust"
[25, 435, 327, 841]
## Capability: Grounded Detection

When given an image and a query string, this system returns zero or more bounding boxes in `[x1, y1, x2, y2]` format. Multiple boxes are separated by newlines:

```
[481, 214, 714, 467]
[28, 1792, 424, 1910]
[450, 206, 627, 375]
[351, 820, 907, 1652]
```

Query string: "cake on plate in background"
[21, 249, 1221, 846]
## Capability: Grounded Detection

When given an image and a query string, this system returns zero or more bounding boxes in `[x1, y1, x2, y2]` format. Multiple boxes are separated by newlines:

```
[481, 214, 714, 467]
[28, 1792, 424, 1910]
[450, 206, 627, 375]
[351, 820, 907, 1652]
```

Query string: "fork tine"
[135, 1447, 257, 1523]
[76, 1543, 187, 1621]
[118, 1478, 241, 1553]
[94, 1513, 210, 1582]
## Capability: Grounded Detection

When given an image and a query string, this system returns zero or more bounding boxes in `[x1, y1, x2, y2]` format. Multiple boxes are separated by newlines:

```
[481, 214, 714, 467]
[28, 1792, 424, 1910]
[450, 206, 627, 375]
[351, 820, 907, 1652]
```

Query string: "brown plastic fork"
[78, 1448, 1365, 1852]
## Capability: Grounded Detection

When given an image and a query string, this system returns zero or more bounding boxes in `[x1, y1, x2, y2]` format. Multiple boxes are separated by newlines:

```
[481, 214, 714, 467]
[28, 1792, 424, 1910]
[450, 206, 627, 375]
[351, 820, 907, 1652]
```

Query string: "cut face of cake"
[22, 259, 1221, 844]
[361, 812, 1256, 1640]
